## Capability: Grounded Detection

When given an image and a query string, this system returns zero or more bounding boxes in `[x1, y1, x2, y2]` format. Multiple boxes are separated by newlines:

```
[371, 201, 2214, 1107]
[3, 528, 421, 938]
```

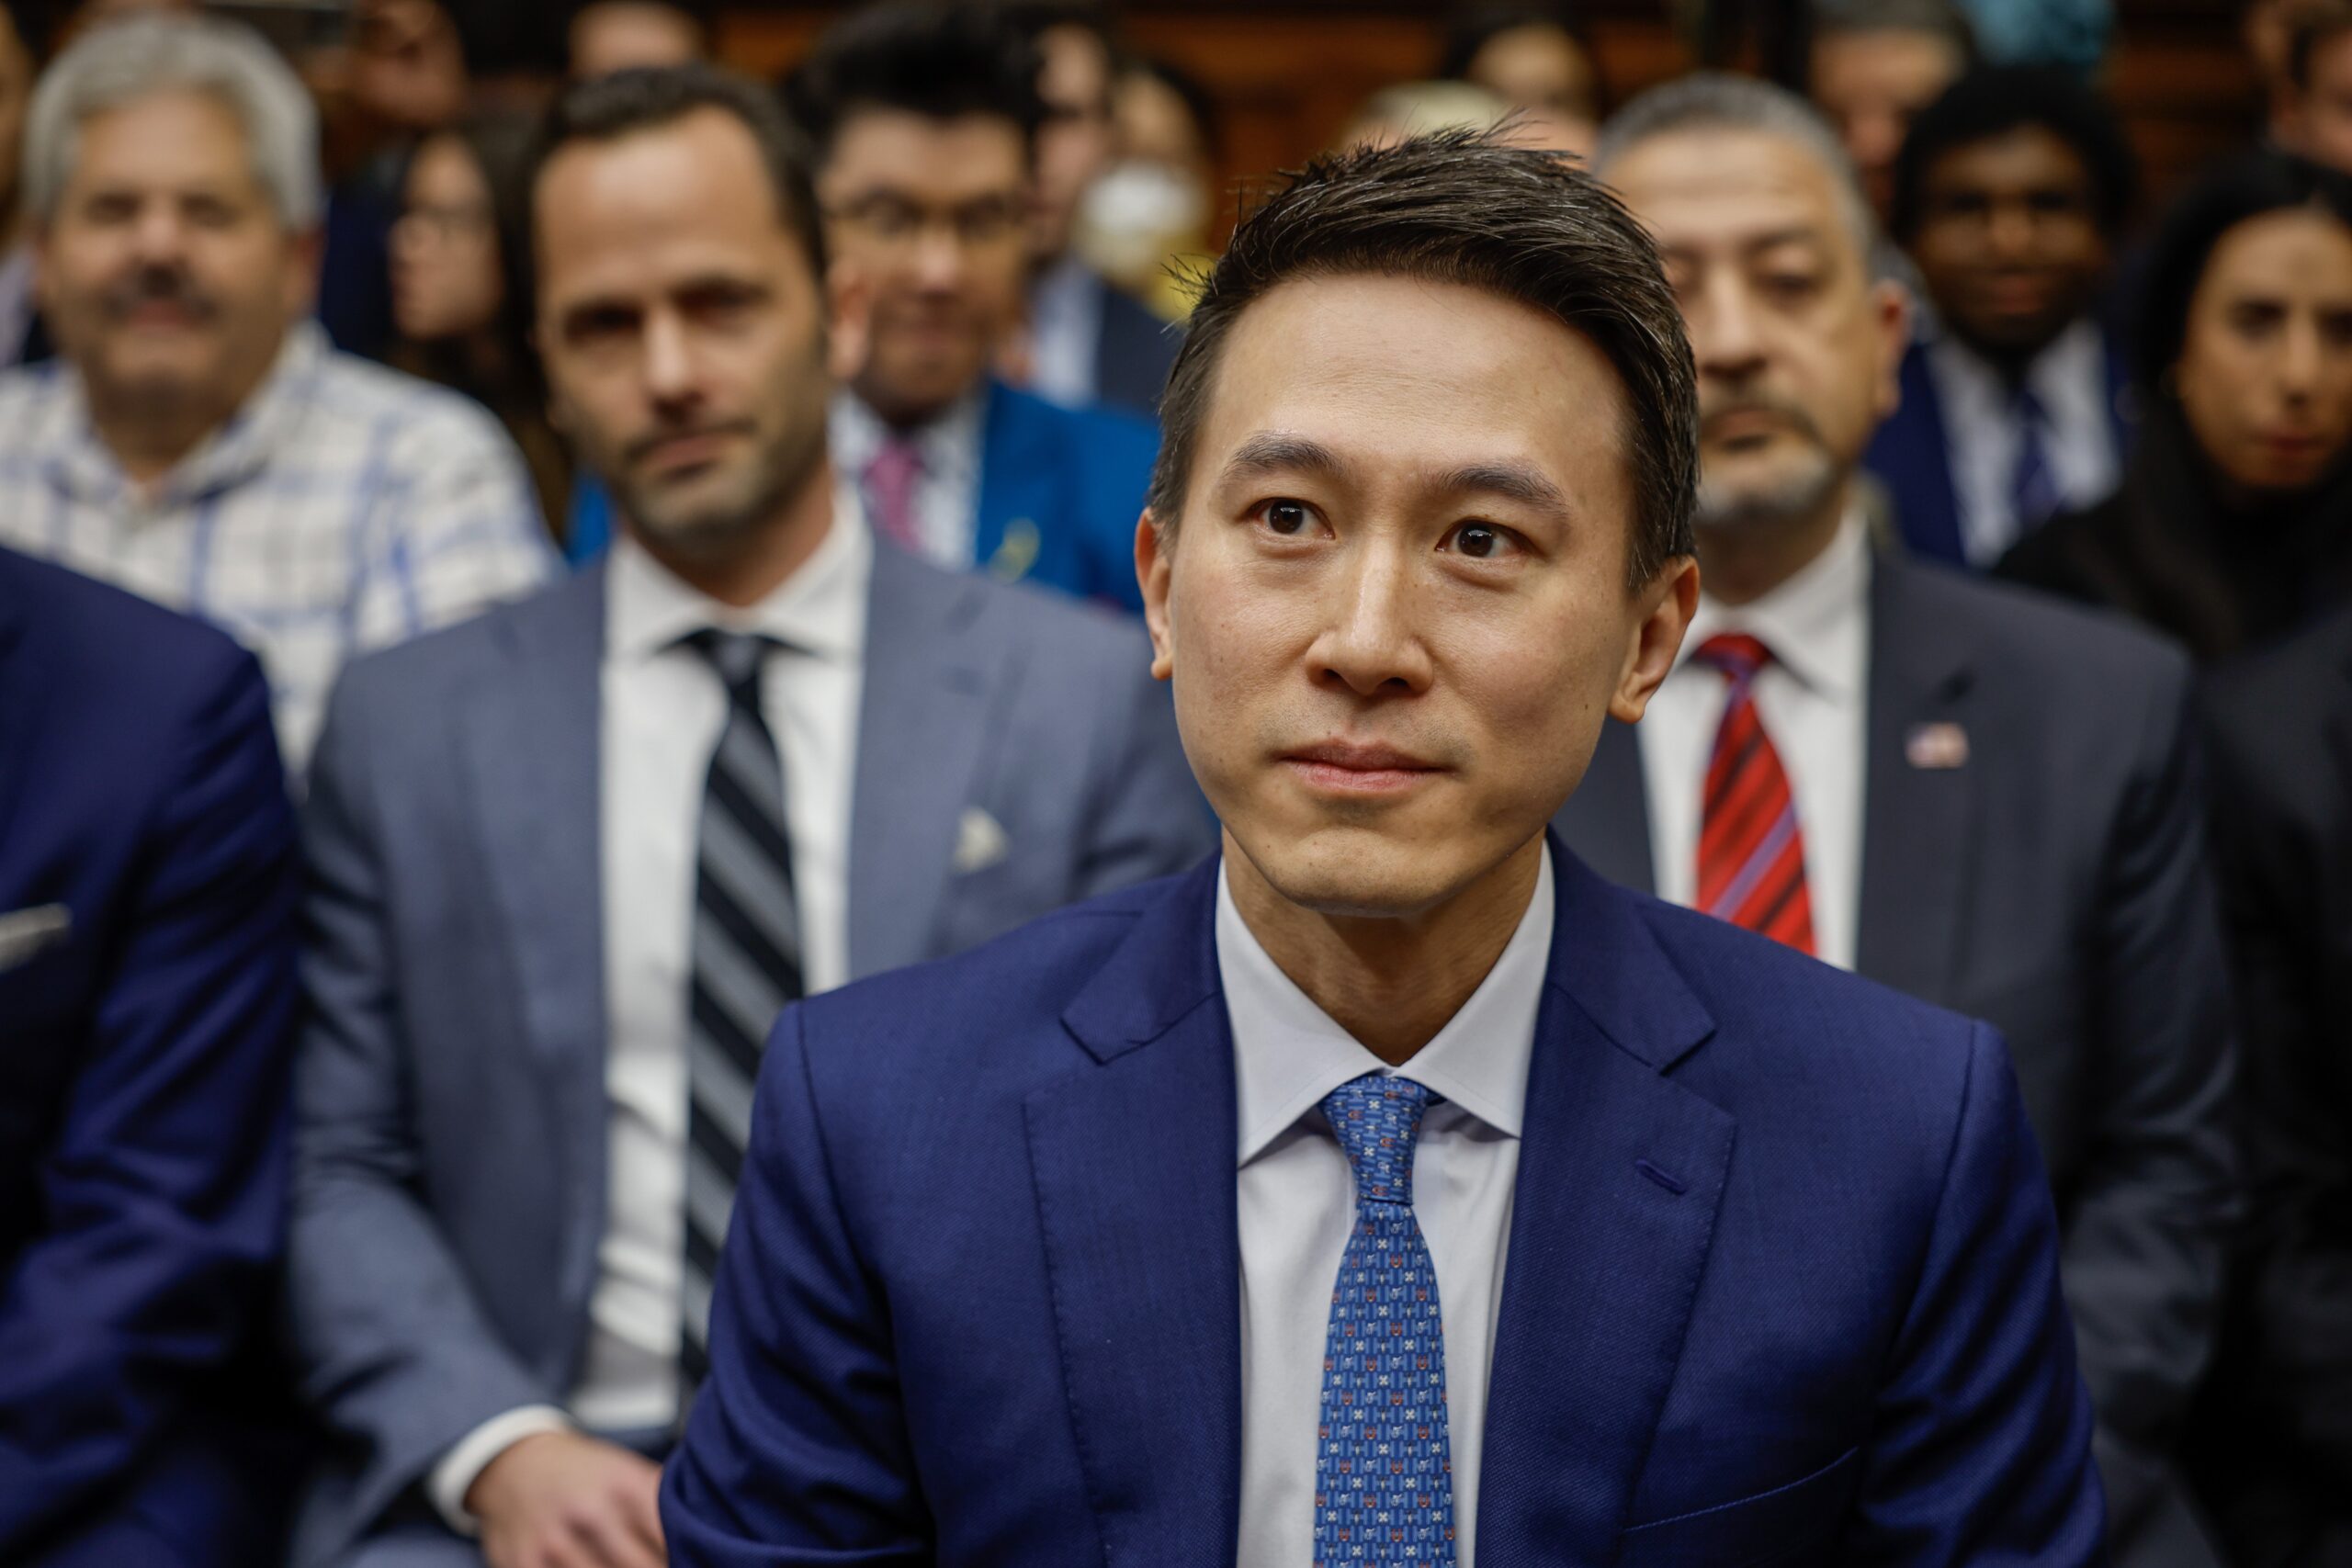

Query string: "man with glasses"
[786, 0, 1159, 612]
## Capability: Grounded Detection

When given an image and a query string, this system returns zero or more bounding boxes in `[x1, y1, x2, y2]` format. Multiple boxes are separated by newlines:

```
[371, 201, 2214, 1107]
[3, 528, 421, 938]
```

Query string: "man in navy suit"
[664, 132, 2106, 1564]
[0, 545, 299, 1566]
[786, 0, 1160, 613]
[1864, 66, 2138, 568]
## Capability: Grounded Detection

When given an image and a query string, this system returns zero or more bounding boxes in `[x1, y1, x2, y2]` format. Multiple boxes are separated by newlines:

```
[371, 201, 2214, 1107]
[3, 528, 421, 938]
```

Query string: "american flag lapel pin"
[1905, 721, 1970, 770]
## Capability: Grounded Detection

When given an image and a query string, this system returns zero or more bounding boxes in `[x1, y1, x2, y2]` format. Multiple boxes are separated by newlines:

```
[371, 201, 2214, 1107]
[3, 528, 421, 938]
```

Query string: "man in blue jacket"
[664, 131, 2106, 1565]
[0, 545, 299, 1565]
[786, 0, 1159, 613]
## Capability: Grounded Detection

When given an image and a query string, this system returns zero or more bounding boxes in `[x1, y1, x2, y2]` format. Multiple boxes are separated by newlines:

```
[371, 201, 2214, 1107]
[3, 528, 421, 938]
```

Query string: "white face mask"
[1075, 160, 1211, 283]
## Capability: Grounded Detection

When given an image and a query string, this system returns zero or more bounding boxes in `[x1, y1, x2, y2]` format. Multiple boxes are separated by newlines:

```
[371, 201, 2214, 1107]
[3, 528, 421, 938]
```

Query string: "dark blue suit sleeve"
[1844, 1022, 2108, 1565]
[0, 650, 298, 1553]
[662, 1004, 932, 1565]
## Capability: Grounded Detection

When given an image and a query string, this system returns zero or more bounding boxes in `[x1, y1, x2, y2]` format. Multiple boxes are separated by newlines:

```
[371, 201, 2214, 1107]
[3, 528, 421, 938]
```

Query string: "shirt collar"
[1221, 850, 1554, 1168]
[46, 320, 327, 506]
[830, 383, 989, 483]
[605, 491, 872, 667]
[1682, 507, 1871, 702]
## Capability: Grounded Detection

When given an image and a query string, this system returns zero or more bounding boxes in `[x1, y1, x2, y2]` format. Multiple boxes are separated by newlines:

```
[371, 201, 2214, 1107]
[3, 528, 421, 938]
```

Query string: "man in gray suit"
[1552, 76, 2235, 1567]
[283, 66, 1211, 1568]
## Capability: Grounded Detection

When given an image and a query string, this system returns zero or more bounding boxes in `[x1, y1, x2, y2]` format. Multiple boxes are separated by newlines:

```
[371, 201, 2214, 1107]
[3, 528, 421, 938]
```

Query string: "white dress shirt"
[1924, 316, 2120, 566]
[1226, 852, 1553, 1568]
[1636, 511, 1871, 971]
[829, 386, 986, 571]
[1026, 254, 1104, 408]
[427, 503, 871, 1529]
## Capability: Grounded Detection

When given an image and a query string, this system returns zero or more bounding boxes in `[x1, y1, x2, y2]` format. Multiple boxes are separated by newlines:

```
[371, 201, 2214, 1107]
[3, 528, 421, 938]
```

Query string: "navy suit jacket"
[663, 842, 2106, 1565]
[0, 547, 299, 1564]
[1864, 332, 2132, 567]
[974, 378, 1159, 615]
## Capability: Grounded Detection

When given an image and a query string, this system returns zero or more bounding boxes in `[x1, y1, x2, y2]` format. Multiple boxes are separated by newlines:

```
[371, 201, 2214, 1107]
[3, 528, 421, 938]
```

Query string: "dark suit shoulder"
[323, 566, 593, 714]
[0, 547, 264, 737]
[1885, 553, 2191, 716]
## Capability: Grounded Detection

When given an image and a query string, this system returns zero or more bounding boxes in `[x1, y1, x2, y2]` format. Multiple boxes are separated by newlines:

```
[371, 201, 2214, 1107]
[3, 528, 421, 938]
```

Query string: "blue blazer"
[1865, 333, 2133, 567]
[663, 843, 2106, 1565]
[0, 547, 299, 1565]
[974, 378, 1159, 615]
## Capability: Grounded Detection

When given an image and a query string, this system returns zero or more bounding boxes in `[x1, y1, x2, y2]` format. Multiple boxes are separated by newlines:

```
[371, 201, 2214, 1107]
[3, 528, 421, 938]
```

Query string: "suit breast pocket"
[1616, 1446, 1860, 1568]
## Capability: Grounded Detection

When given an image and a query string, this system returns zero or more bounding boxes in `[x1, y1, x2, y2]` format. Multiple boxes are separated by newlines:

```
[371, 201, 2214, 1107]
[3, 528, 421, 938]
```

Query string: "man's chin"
[1233, 820, 1493, 923]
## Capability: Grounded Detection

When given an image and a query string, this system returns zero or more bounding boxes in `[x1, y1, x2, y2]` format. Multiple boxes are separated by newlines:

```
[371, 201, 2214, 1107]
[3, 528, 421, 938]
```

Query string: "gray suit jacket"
[1555, 553, 2236, 1568]
[283, 545, 1216, 1564]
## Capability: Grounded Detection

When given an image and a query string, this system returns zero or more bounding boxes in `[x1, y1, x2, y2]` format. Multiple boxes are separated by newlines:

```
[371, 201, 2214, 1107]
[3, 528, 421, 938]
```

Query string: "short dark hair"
[2131, 149, 2352, 391]
[519, 63, 826, 314]
[1148, 130, 1697, 592]
[1888, 65, 2137, 242]
[782, 1, 1044, 166]
[2288, 0, 2352, 89]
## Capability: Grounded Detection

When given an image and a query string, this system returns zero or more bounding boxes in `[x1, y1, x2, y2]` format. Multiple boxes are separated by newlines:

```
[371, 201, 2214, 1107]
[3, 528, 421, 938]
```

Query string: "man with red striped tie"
[1553, 73, 2236, 1568]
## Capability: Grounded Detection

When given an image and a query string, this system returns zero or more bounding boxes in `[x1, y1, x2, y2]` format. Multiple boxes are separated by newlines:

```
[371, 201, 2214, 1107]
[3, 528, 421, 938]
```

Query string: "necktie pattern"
[2009, 385, 2063, 541]
[680, 629, 803, 1393]
[1692, 633, 1815, 956]
[862, 435, 926, 553]
[1315, 1075, 1456, 1566]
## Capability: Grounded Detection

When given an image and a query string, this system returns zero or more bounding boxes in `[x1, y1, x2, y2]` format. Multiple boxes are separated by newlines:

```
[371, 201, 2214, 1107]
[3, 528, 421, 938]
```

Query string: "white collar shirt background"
[1925, 315, 2120, 566]
[1026, 254, 1105, 408]
[1225, 851, 1555, 1568]
[829, 384, 988, 571]
[1634, 511, 1872, 971]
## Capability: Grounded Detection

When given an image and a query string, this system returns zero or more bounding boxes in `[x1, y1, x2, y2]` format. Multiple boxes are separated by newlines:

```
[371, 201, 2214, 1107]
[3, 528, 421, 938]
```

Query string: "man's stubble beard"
[1692, 439, 1843, 536]
[616, 401, 829, 566]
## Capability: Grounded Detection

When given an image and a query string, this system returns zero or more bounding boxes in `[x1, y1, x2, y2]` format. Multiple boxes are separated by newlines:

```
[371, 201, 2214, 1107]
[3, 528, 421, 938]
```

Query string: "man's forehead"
[1611, 130, 1847, 251]
[821, 109, 1026, 192]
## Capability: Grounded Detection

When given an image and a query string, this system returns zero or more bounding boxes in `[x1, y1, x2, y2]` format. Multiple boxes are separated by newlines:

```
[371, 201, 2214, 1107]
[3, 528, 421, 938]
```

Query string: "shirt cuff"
[427, 1405, 575, 1535]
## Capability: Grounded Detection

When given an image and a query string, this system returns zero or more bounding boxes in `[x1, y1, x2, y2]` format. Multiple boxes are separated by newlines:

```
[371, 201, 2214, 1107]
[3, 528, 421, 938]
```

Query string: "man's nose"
[909, 225, 967, 292]
[641, 310, 702, 408]
[1692, 271, 1768, 381]
[1311, 542, 1435, 699]
[130, 203, 189, 265]
[1984, 199, 2037, 258]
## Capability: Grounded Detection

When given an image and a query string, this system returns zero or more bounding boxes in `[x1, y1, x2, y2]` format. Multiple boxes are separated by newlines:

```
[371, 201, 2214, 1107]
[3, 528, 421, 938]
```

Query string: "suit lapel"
[1853, 557, 1978, 1002]
[1477, 846, 1733, 1563]
[846, 547, 998, 978]
[1551, 716, 1657, 895]
[458, 568, 608, 1315]
[972, 382, 1069, 589]
[1026, 862, 1240, 1565]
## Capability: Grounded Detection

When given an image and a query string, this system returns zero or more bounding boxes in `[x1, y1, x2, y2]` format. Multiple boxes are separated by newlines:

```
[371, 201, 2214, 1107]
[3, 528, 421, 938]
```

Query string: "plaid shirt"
[0, 322, 556, 771]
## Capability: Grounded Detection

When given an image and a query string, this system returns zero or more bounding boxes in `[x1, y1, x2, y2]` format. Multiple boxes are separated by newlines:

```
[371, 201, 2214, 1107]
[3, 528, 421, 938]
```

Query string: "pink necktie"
[863, 436, 925, 552]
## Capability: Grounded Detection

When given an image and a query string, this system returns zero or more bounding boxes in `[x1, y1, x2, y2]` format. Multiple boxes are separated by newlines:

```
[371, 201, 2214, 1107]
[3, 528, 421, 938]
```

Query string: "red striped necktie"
[1692, 632, 1815, 956]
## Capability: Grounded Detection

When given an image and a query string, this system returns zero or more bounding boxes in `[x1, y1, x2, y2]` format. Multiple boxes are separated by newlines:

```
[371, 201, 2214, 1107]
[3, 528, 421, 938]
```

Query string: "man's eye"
[1451, 522, 1509, 558]
[1261, 500, 1311, 535]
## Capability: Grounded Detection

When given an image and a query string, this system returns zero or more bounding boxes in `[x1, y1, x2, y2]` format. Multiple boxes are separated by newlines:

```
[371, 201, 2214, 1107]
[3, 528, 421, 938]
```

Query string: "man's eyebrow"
[1739, 225, 1829, 257]
[1216, 432, 1357, 489]
[1434, 461, 1570, 514]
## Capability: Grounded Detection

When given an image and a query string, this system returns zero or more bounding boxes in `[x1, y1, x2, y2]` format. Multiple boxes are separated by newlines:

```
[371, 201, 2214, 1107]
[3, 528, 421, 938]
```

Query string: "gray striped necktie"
[680, 628, 803, 1393]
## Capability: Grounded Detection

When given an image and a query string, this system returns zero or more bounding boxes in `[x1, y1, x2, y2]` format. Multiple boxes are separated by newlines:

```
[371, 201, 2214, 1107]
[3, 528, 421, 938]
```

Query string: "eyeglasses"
[824, 191, 1027, 254]
[395, 202, 495, 244]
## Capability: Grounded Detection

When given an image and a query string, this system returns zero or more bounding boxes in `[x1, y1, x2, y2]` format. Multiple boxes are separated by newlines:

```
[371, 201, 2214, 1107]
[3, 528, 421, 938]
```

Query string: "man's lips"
[1279, 740, 1445, 794]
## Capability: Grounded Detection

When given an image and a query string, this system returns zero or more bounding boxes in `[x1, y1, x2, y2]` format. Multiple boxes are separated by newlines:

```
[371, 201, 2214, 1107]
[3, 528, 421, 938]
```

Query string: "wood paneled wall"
[717, 3, 2263, 237]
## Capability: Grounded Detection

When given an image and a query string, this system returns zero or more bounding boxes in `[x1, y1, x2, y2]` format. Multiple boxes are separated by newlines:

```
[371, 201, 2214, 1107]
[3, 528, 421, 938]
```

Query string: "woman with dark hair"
[1997, 151, 2352, 660]
[390, 111, 582, 547]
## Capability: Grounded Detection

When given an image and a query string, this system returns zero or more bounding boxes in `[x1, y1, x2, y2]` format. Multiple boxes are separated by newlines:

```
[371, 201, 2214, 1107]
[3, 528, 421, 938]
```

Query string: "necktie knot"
[1693, 631, 1774, 688]
[1323, 1074, 1430, 1207]
[686, 628, 776, 707]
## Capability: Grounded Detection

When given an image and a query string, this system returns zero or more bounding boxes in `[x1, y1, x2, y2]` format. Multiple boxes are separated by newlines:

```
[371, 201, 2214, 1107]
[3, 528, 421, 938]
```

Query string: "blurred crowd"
[3, 0, 2352, 1565]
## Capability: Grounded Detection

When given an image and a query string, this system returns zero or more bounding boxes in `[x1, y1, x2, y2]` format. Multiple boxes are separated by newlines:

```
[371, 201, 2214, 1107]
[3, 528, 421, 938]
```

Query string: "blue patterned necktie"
[1315, 1075, 1456, 1566]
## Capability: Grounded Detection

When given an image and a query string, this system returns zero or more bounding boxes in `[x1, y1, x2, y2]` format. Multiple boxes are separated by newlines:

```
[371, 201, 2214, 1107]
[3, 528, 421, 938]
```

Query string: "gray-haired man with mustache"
[0, 15, 552, 772]
[1553, 74, 2236, 1568]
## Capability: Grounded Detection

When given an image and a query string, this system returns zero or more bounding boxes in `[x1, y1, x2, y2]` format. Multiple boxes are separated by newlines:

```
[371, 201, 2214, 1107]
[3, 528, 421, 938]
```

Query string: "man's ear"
[1609, 554, 1699, 724]
[1136, 512, 1174, 682]
[1871, 276, 1911, 423]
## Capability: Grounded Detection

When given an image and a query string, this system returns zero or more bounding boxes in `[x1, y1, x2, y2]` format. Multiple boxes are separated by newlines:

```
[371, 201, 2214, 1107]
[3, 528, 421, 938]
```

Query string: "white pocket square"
[952, 807, 1011, 875]
[0, 904, 71, 973]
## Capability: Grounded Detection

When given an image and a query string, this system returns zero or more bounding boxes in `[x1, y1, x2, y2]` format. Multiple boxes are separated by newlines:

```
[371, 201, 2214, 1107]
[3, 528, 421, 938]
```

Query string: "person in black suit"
[0, 545, 300, 1566]
[2193, 608, 2352, 1567]
[1558, 74, 2236, 1568]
